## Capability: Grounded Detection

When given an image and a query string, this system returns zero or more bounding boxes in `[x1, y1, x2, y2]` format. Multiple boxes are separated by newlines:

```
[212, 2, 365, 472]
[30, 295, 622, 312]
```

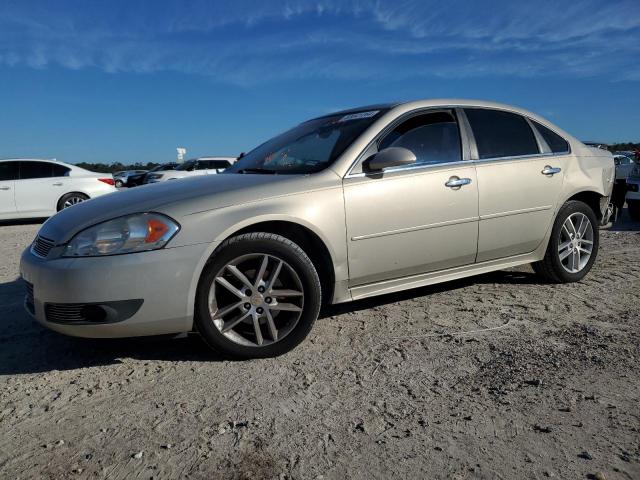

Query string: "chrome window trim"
[525, 117, 551, 154]
[345, 160, 473, 178]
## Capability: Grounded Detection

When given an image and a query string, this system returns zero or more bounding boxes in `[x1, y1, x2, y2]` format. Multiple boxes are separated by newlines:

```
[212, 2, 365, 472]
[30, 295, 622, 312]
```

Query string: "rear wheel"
[533, 200, 599, 283]
[115, 179, 124, 188]
[57, 192, 89, 211]
[195, 232, 321, 359]
[629, 200, 640, 221]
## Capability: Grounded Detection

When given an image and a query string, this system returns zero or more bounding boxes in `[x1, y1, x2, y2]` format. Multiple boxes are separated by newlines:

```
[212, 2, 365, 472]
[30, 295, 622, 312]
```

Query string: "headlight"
[63, 213, 180, 257]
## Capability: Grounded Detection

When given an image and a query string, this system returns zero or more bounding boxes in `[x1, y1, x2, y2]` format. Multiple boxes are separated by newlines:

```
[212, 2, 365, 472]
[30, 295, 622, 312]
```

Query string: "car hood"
[38, 171, 341, 243]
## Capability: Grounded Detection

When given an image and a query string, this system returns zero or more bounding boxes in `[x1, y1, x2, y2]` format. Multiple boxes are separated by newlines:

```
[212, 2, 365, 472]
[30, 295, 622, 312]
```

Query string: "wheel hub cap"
[558, 212, 594, 274]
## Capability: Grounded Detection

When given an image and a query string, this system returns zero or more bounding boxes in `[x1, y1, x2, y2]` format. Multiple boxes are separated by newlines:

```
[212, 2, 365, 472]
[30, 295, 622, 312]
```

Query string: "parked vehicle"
[114, 170, 148, 188]
[21, 99, 614, 359]
[1, 159, 115, 220]
[626, 162, 640, 221]
[127, 163, 179, 187]
[613, 154, 636, 180]
[610, 154, 637, 218]
[144, 157, 235, 183]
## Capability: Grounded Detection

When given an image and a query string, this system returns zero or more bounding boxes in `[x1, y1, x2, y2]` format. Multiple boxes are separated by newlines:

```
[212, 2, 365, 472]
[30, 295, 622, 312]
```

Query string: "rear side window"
[379, 111, 462, 165]
[52, 164, 71, 177]
[465, 109, 539, 159]
[19, 161, 56, 179]
[0, 162, 19, 181]
[532, 121, 570, 153]
[210, 160, 231, 169]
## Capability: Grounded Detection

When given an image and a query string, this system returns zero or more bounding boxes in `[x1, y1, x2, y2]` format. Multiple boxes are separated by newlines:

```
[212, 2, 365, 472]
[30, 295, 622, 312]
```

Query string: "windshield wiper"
[236, 167, 278, 174]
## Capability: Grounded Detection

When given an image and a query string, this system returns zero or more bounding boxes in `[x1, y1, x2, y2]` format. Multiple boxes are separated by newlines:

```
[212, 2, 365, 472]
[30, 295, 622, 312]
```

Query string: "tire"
[532, 200, 599, 283]
[195, 232, 322, 359]
[115, 179, 124, 188]
[629, 200, 640, 222]
[57, 192, 89, 211]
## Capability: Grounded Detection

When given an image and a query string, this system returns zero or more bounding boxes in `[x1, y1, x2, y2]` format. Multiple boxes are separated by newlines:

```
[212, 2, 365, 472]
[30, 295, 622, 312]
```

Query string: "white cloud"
[0, 0, 638, 83]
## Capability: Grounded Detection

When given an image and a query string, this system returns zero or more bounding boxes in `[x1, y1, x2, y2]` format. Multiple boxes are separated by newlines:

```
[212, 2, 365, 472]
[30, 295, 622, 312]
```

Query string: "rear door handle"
[541, 166, 561, 176]
[0, 186, 10, 190]
[445, 177, 472, 188]
[52, 182, 63, 186]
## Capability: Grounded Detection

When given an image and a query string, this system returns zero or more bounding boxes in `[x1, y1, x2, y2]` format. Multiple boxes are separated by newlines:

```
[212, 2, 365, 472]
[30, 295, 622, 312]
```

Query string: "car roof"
[0, 158, 76, 168]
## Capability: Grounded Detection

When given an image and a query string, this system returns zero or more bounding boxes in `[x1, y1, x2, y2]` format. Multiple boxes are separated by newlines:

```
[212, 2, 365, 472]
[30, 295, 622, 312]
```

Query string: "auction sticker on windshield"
[338, 110, 379, 122]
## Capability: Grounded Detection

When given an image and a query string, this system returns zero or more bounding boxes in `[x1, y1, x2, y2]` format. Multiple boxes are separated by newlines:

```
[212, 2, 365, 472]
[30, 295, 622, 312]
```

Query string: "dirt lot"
[0, 212, 639, 480]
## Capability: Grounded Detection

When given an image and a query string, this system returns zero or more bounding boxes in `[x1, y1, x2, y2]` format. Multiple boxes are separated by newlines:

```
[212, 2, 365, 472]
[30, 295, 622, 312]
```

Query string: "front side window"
[176, 160, 196, 171]
[19, 161, 55, 179]
[211, 160, 231, 169]
[532, 120, 570, 154]
[378, 111, 462, 165]
[225, 109, 388, 174]
[0, 162, 19, 181]
[465, 109, 539, 159]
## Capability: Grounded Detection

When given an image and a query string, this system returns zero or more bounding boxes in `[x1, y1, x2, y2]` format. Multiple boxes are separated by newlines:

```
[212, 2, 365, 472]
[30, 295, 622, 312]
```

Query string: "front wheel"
[115, 179, 124, 188]
[532, 200, 599, 283]
[629, 200, 640, 221]
[195, 233, 321, 359]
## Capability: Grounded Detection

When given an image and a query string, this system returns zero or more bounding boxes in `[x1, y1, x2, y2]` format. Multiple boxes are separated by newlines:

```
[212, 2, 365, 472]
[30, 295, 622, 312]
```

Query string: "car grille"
[24, 281, 35, 314]
[31, 235, 56, 258]
[45, 303, 87, 324]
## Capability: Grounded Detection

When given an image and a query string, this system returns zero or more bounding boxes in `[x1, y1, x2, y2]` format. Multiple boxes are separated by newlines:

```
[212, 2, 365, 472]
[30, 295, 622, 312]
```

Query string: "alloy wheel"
[208, 253, 304, 347]
[558, 212, 594, 273]
[63, 196, 86, 209]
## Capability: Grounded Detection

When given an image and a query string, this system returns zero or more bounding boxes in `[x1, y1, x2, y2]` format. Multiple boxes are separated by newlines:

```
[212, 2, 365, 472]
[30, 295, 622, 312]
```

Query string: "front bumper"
[20, 242, 211, 338]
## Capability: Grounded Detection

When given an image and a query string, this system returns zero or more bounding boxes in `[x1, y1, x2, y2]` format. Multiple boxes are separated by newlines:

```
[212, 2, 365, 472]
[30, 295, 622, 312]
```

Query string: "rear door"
[15, 161, 71, 215]
[0, 161, 18, 216]
[462, 108, 567, 262]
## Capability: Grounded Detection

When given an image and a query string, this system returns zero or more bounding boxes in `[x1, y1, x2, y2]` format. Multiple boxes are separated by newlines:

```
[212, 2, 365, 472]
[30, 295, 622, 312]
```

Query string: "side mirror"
[364, 147, 417, 172]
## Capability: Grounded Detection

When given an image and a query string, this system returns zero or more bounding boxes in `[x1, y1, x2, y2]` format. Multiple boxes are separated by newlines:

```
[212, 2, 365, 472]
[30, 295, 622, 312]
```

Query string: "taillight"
[98, 178, 115, 186]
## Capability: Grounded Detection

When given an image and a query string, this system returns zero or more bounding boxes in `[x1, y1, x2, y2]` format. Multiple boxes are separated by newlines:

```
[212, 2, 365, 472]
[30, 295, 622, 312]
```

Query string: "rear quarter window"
[532, 120, 570, 154]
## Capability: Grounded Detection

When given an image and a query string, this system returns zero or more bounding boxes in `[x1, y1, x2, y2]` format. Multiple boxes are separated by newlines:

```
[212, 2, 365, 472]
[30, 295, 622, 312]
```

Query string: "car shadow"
[320, 269, 539, 318]
[0, 269, 541, 375]
[0, 218, 47, 227]
[609, 205, 640, 232]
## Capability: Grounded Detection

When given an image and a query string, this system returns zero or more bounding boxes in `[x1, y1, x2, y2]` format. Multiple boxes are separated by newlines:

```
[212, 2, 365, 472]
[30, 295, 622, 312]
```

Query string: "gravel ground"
[0, 211, 639, 480]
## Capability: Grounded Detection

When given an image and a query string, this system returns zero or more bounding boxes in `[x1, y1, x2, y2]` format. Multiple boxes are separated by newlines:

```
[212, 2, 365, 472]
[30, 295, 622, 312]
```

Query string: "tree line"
[74, 162, 163, 173]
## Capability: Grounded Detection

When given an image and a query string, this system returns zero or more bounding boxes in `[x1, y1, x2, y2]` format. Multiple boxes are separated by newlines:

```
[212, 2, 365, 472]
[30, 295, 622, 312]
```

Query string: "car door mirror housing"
[364, 147, 417, 172]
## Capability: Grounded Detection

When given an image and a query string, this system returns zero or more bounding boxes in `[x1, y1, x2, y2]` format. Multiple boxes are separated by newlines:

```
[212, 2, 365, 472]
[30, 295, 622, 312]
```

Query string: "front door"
[343, 110, 479, 287]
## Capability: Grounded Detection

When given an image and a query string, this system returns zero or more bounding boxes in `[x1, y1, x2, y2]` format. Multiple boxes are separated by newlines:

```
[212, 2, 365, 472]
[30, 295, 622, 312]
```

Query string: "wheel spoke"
[212, 301, 243, 320]
[215, 276, 245, 299]
[221, 310, 251, 332]
[270, 302, 302, 312]
[559, 247, 572, 261]
[265, 310, 278, 341]
[558, 240, 571, 253]
[570, 250, 579, 271]
[252, 314, 264, 346]
[581, 239, 593, 245]
[266, 260, 283, 290]
[576, 216, 585, 237]
[254, 255, 269, 287]
[270, 289, 303, 297]
[226, 264, 254, 290]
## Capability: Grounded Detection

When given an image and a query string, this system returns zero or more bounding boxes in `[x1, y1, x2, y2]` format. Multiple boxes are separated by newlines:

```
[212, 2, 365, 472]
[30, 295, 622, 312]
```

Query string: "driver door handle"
[541, 166, 561, 176]
[445, 177, 472, 188]
[0, 186, 10, 190]
[52, 182, 63, 186]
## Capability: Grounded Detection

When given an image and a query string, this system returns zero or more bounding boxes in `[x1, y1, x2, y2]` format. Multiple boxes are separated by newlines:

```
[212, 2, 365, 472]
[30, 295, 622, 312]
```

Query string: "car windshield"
[225, 109, 388, 174]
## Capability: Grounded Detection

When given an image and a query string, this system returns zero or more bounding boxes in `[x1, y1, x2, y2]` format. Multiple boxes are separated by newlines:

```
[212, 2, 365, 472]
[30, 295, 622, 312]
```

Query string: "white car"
[144, 157, 235, 183]
[0, 158, 116, 220]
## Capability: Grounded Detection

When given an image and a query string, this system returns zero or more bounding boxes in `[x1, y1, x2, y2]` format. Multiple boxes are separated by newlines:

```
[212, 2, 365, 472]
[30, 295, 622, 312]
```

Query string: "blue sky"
[1, 0, 639, 164]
